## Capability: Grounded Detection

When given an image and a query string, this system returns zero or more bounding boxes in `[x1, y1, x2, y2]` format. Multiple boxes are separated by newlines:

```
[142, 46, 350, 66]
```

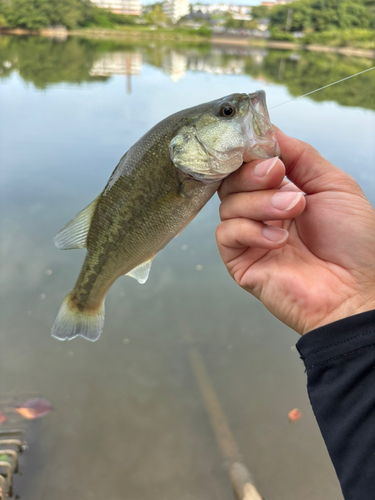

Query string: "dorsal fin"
[54, 197, 99, 250]
[126, 259, 153, 284]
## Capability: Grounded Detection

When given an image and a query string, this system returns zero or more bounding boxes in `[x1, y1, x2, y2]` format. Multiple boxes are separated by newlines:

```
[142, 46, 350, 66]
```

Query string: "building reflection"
[1, 37, 372, 110]
[89, 52, 142, 94]
[86, 47, 272, 90]
[162, 51, 188, 82]
[87, 47, 271, 89]
[188, 56, 245, 75]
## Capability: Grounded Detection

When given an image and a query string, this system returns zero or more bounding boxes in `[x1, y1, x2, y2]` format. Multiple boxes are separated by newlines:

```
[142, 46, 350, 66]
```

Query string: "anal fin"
[126, 259, 153, 284]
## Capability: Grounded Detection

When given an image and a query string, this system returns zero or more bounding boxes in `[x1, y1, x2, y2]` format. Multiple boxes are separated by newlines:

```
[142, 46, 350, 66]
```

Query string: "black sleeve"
[296, 309, 375, 500]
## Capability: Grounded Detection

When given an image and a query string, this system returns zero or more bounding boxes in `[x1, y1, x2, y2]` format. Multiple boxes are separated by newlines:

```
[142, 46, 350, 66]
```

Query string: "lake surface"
[0, 35, 374, 500]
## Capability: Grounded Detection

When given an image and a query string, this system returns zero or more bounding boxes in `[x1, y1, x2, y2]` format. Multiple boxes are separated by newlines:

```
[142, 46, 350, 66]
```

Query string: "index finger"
[218, 156, 286, 200]
[275, 127, 361, 196]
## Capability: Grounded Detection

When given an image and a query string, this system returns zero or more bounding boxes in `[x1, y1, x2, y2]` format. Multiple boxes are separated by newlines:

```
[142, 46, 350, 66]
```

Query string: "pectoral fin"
[126, 259, 153, 284]
[54, 197, 99, 250]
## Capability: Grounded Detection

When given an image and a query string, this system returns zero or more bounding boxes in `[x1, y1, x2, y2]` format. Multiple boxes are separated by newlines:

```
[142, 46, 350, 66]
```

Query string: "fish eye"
[219, 105, 236, 118]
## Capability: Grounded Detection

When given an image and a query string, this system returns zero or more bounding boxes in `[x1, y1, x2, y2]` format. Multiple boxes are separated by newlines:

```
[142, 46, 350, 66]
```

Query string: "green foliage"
[144, 4, 169, 26]
[106, 12, 137, 26]
[223, 14, 257, 31]
[0, 13, 8, 27]
[0, 0, 93, 30]
[269, 0, 375, 33]
[82, 8, 136, 28]
[243, 49, 375, 110]
[270, 27, 295, 41]
[251, 5, 269, 19]
[0, 35, 105, 87]
[0, 0, 138, 30]
[89, 13, 114, 28]
[268, 0, 375, 46]
[302, 28, 375, 48]
[193, 25, 211, 37]
[224, 14, 242, 30]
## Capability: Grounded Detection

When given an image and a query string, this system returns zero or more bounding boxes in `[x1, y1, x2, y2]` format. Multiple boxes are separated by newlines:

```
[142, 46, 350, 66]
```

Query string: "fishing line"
[269, 65, 375, 109]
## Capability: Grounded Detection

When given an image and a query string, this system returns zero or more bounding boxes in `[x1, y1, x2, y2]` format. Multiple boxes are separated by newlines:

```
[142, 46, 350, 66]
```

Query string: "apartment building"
[91, 0, 142, 16]
[162, 0, 190, 23]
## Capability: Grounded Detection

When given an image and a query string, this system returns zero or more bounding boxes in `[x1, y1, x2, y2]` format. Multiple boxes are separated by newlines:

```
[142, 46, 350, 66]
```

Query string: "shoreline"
[211, 35, 375, 59]
[1, 28, 374, 59]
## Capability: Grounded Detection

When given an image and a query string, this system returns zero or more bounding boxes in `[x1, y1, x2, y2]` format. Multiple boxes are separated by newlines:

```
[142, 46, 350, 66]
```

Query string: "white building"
[91, 0, 142, 16]
[163, 0, 190, 23]
[192, 4, 251, 16]
[261, 0, 293, 6]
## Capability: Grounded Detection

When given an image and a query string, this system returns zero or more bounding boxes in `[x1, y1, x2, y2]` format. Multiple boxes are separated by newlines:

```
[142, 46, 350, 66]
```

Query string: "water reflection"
[89, 51, 142, 93]
[0, 36, 105, 87]
[162, 51, 187, 82]
[187, 49, 246, 76]
[0, 33, 373, 500]
[0, 35, 374, 109]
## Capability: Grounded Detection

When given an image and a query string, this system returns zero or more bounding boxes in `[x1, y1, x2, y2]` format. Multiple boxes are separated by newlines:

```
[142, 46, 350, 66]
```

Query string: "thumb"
[275, 127, 360, 196]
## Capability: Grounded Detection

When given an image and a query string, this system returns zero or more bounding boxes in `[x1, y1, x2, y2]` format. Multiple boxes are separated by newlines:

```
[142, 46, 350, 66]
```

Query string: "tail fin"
[51, 293, 105, 342]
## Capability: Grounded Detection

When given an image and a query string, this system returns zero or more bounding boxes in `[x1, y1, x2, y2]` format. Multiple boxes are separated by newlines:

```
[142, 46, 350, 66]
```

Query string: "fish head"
[170, 91, 280, 183]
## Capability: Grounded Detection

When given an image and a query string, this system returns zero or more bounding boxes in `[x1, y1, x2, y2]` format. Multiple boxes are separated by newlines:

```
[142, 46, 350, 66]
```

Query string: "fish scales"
[73, 114, 219, 308]
[52, 92, 279, 341]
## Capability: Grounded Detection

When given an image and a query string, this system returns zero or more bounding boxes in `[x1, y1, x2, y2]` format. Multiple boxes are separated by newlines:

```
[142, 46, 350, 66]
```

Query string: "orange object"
[0, 410, 6, 426]
[15, 398, 53, 420]
[288, 408, 302, 422]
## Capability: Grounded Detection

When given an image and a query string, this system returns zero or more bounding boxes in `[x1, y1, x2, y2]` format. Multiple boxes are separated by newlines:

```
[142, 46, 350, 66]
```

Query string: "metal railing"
[0, 431, 27, 499]
[0, 393, 34, 500]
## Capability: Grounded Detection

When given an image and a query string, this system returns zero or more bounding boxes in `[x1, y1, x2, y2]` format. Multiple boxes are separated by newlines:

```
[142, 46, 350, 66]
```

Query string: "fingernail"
[263, 226, 288, 243]
[272, 191, 302, 211]
[254, 157, 278, 178]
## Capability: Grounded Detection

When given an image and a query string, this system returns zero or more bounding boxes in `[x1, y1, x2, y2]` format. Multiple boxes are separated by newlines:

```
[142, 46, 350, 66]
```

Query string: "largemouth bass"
[52, 91, 279, 342]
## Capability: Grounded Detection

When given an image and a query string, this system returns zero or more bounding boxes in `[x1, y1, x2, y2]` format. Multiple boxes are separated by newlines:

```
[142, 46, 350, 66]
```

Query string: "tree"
[251, 5, 269, 19]
[1, 0, 94, 30]
[224, 14, 243, 30]
[268, 0, 374, 33]
[144, 4, 169, 26]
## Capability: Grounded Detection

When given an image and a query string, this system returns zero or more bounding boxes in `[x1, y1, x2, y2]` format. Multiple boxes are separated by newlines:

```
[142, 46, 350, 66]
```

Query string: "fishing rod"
[188, 343, 264, 500]
[269, 65, 375, 109]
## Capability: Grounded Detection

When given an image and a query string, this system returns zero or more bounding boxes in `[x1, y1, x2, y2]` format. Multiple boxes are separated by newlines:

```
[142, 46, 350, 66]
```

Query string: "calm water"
[0, 35, 374, 500]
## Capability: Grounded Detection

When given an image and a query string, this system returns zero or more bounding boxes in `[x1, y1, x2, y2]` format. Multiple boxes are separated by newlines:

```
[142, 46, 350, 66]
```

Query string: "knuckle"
[217, 183, 227, 201]
[233, 218, 248, 232]
[237, 164, 250, 182]
[219, 196, 231, 220]
[215, 221, 228, 243]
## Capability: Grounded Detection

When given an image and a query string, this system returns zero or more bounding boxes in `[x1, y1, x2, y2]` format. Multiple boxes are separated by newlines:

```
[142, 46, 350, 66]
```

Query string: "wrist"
[304, 298, 375, 335]
[297, 308, 375, 368]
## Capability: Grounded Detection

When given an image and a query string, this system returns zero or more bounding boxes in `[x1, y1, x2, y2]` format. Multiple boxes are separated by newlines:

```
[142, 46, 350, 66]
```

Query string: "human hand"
[216, 128, 375, 334]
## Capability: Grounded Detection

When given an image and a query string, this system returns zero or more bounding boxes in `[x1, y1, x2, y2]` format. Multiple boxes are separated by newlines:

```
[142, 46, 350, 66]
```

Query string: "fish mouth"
[243, 90, 280, 162]
[249, 90, 271, 122]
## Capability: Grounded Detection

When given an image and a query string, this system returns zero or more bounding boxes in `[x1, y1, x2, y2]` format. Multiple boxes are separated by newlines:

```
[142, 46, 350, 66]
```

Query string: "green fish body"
[52, 91, 279, 341]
